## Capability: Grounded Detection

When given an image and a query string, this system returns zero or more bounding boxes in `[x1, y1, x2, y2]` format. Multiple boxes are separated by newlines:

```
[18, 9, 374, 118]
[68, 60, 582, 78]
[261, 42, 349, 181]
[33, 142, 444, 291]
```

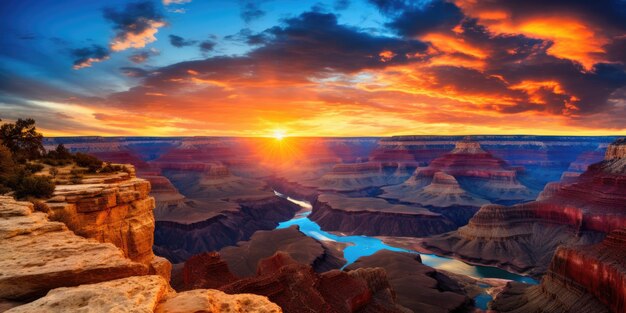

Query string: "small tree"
[0, 118, 44, 161]
[73, 153, 103, 173]
[49, 167, 59, 178]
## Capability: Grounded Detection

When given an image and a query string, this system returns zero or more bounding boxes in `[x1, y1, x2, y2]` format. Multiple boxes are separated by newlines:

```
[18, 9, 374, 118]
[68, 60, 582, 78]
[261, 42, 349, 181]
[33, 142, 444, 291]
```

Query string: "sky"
[0, 0, 625, 137]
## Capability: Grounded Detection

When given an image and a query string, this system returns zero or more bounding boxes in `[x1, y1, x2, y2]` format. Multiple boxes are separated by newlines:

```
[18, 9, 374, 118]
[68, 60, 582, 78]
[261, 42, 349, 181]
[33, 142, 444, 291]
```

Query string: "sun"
[273, 129, 286, 140]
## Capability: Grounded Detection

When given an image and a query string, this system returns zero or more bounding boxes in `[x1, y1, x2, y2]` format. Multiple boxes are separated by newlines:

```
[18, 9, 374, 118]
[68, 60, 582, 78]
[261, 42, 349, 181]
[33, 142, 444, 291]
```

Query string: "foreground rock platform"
[0, 196, 147, 300]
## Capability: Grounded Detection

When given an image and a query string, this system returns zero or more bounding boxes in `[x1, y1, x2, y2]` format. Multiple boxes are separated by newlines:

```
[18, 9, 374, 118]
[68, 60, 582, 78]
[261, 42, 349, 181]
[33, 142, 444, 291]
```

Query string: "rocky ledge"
[491, 228, 626, 313]
[309, 193, 456, 237]
[0, 196, 147, 301]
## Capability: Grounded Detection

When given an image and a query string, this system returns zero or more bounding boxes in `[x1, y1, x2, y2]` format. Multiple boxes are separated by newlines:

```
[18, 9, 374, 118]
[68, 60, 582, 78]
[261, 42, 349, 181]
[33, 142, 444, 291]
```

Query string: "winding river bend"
[274, 191, 537, 309]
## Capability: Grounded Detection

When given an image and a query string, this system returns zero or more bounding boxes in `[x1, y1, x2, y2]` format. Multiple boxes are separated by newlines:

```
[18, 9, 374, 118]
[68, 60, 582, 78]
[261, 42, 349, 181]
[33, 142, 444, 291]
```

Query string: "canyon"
[20, 135, 620, 312]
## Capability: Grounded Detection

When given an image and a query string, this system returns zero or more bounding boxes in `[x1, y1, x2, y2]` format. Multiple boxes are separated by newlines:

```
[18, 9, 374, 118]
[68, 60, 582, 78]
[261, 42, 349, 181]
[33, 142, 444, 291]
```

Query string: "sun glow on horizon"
[273, 129, 286, 140]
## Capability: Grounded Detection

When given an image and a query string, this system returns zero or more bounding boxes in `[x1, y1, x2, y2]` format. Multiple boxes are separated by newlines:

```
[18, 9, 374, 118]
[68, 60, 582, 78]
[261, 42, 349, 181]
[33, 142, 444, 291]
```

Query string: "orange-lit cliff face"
[4, 1, 623, 137]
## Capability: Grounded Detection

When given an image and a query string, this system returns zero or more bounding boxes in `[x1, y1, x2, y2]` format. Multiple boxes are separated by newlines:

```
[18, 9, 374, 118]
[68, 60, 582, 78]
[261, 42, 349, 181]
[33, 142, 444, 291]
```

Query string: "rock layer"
[0, 196, 147, 300]
[424, 138, 626, 277]
[491, 228, 626, 313]
[309, 193, 456, 237]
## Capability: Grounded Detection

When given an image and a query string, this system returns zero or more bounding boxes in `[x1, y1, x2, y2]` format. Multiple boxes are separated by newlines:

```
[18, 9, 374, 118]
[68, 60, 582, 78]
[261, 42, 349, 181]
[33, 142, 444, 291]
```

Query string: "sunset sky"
[1, 0, 625, 137]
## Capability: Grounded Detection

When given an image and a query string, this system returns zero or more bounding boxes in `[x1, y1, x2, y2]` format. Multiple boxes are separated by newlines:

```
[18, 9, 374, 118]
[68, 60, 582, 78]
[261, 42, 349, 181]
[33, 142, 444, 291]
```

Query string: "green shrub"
[73, 153, 103, 173]
[12, 174, 55, 199]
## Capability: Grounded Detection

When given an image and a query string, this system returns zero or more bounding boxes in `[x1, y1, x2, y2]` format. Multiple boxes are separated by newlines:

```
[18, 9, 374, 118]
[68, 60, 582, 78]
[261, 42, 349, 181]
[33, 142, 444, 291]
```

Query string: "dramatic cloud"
[169, 34, 197, 47]
[71, 45, 110, 69]
[103, 1, 166, 51]
[3, 0, 625, 135]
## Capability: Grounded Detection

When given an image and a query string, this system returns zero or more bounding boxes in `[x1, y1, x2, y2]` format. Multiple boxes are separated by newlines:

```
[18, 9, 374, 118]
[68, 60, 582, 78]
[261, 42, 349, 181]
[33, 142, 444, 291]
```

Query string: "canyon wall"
[423, 138, 626, 277]
[491, 228, 625, 313]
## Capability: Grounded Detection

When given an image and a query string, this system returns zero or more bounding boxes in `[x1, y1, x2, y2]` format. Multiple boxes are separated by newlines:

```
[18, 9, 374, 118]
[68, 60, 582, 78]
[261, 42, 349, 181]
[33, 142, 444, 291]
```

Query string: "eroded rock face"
[309, 193, 456, 237]
[491, 228, 626, 313]
[45, 172, 156, 265]
[423, 138, 626, 277]
[0, 196, 147, 300]
[182, 252, 409, 313]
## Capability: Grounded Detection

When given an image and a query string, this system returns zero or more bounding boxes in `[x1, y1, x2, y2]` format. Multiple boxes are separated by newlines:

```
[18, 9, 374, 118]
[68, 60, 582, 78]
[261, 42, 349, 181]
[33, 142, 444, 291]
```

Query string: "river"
[274, 191, 537, 309]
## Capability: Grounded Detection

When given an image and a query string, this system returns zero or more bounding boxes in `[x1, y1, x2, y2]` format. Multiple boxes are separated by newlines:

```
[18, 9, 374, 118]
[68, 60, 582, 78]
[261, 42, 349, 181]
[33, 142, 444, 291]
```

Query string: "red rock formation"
[492, 228, 626, 313]
[182, 252, 409, 313]
[424, 138, 626, 277]
[384, 139, 534, 206]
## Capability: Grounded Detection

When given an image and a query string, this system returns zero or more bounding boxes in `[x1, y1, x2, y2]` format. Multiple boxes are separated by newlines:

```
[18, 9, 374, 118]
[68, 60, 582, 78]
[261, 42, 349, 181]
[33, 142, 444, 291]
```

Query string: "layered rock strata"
[423, 138, 626, 277]
[491, 228, 626, 313]
[0, 196, 147, 300]
[309, 193, 456, 237]
[384, 140, 534, 206]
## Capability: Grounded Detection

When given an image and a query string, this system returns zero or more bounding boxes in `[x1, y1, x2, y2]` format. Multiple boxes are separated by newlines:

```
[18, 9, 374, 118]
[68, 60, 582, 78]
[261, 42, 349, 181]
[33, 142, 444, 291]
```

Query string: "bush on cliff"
[0, 118, 55, 199]
[73, 152, 103, 173]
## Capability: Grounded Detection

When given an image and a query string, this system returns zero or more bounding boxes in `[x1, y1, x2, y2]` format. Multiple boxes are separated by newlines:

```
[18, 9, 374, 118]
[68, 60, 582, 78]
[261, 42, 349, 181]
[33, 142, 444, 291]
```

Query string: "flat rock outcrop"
[182, 252, 409, 313]
[491, 228, 626, 313]
[423, 138, 626, 277]
[0, 196, 147, 300]
[309, 193, 456, 237]
[346, 250, 471, 313]
[156, 289, 282, 313]
[7, 275, 282, 313]
[6, 275, 170, 313]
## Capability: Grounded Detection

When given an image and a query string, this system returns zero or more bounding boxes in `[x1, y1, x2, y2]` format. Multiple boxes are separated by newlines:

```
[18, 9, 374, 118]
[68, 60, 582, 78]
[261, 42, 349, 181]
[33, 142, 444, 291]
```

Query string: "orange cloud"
[110, 20, 165, 51]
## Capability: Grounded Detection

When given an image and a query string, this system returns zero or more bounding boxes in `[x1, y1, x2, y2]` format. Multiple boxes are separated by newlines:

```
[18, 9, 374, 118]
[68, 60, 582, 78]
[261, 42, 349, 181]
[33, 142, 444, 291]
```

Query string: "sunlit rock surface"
[6, 275, 170, 313]
[156, 289, 282, 313]
[0, 196, 147, 300]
